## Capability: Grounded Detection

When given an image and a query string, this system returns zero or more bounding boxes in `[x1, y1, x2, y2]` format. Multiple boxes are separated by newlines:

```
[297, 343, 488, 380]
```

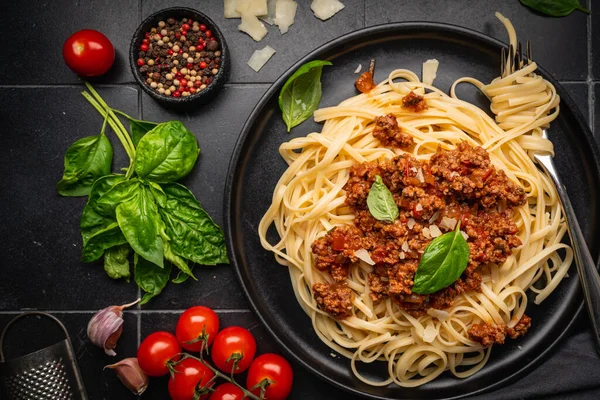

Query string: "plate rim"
[224, 21, 600, 399]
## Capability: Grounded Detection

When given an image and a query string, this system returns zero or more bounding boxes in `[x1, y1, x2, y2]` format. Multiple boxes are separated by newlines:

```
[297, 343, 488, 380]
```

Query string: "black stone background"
[0, 1, 599, 399]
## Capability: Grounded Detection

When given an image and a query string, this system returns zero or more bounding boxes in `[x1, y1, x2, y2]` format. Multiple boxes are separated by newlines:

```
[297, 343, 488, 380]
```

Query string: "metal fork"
[502, 42, 600, 354]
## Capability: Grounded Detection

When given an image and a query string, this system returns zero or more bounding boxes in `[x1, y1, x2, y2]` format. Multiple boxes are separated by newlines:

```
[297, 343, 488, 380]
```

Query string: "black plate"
[224, 23, 600, 399]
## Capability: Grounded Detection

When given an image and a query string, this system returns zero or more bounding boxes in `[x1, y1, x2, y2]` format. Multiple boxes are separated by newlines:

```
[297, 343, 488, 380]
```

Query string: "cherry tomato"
[137, 331, 181, 377]
[176, 306, 220, 352]
[209, 383, 245, 400]
[168, 358, 215, 400]
[246, 354, 293, 400]
[62, 29, 115, 76]
[211, 326, 256, 374]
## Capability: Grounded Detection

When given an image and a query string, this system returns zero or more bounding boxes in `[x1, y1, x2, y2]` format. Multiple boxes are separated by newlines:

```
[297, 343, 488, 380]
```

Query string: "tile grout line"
[363, 0, 366, 27]
[587, 0, 594, 131]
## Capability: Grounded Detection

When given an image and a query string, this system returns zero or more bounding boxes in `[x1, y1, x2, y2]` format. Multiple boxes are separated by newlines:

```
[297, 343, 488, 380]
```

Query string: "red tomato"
[62, 29, 115, 76]
[246, 354, 293, 400]
[211, 326, 256, 374]
[176, 306, 220, 352]
[209, 383, 245, 400]
[168, 358, 215, 400]
[137, 331, 181, 377]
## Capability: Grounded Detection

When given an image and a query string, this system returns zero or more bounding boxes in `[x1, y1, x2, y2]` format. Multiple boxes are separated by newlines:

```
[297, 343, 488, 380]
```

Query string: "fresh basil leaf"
[80, 175, 126, 254]
[278, 60, 332, 132]
[412, 223, 470, 295]
[367, 175, 399, 223]
[57, 133, 113, 197]
[104, 245, 131, 282]
[159, 183, 229, 265]
[519, 0, 589, 16]
[116, 183, 164, 268]
[134, 121, 200, 183]
[164, 239, 197, 280]
[172, 267, 194, 284]
[129, 119, 158, 147]
[81, 222, 127, 262]
[134, 253, 172, 304]
[96, 179, 143, 215]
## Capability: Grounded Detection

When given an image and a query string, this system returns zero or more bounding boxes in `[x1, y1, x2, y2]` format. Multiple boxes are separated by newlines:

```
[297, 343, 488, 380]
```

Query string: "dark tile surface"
[0, 1, 599, 399]
[140, 84, 267, 310]
[140, 312, 361, 400]
[141, 0, 364, 83]
[0, 312, 137, 399]
[0, 86, 139, 310]
[0, 0, 139, 84]
[365, 0, 590, 81]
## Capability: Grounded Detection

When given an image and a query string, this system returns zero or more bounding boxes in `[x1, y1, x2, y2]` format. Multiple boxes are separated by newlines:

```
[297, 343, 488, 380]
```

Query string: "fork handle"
[539, 163, 600, 354]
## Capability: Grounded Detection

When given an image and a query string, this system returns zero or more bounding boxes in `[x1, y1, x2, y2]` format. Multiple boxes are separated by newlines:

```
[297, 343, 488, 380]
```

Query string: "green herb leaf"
[104, 245, 131, 281]
[81, 222, 127, 263]
[116, 183, 164, 268]
[278, 60, 332, 132]
[134, 253, 172, 304]
[129, 119, 159, 147]
[158, 183, 229, 265]
[412, 223, 470, 295]
[172, 267, 194, 284]
[164, 239, 197, 280]
[96, 179, 144, 216]
[366, 175, 399, 223]
[57, 133, 113, 196]
[519, 0, 589, 16]
[134, 121, 200, 183]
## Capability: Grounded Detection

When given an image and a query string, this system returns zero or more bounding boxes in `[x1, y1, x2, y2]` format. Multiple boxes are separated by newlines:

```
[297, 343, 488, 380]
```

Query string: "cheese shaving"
[311, 0, 345, 21]
[224, 0, 242, 18]
[354, 64, 362, 74]
[427, 308, 449, 322]
[274, 0, 297, 34]
[354, 248, 375, 266]
[248, 46, 276, 72]
[422, 59, 439, 86]
[460, 231, 469, 240]
[260, 0, 277, 24]
[238, 12, 268, 41]
[423, 325, 437, 343]
[439, 217, 457, 231]
[429, 225, 442, 238]
[236, 0, 268, 16]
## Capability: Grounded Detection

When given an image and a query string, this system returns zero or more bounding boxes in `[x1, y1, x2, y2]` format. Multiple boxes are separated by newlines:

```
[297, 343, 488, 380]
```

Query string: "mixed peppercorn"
[137, 17, 221, 98]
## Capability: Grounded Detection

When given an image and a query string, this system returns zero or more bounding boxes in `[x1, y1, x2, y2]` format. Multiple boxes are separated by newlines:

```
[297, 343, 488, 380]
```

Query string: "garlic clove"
[105, 358, 149, 395]
[88, 299, 140, 356]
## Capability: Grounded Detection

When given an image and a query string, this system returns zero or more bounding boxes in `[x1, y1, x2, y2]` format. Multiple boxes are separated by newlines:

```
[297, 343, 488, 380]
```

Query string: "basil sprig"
[279, 60, 332, 132]
[58, 83, 229, 304]
[367, 175, 399, 223]
[412, 222, 470, 295]
[519, 0, 589, 17]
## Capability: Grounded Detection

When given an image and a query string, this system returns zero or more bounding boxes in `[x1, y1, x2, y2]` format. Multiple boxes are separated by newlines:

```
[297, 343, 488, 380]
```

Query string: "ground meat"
[468, 323, 507, 346]
[507, 315, 531, 339]
[372, 114, 414, 148]
[402, 91, 427, 112]
[312, 140, 526, 323]
[313, 283, 354, 319]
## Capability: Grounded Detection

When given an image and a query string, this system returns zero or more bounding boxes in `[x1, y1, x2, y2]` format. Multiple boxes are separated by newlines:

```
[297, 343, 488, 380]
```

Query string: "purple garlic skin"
[88, 299, 139, 356]
[105, 358, 149, 395]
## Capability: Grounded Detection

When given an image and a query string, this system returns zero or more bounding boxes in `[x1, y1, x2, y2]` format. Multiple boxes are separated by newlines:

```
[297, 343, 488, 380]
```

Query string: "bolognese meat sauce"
[311, 109, 529, 342]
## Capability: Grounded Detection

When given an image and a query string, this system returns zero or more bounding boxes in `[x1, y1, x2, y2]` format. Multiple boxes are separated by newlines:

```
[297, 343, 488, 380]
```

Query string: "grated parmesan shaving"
[238, 12, 268, 41]
[402, 241, 409, 252]
[429, 211, 440, 224]
[422, 59, 439, 86]
[439, 216, 457, 231]
[354, 248, 375, 265]
[415, 203, 423, 212]
[248, 46, 276, 72]
[354, 64, 362, 74]
[224, 0, 242, 18]
[407, 218, 416, 229]
[399, 251, 406, 260]
[423, 325, 437, 343]
[260, 0, 277, 24]
[429, 225, 442, 238]
[460, 231, 469, 240]
[416, 168, 425, 183]
[311, 0, 345, 21]
[274, 0, 297, 34]
[422, 227, 431, 239]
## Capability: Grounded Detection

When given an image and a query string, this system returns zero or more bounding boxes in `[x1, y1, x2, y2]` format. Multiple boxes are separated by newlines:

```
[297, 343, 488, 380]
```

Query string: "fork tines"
[500, 40, 533, 77]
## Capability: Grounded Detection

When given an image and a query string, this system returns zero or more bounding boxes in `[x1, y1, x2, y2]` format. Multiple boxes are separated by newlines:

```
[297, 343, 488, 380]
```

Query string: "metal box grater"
[0, 312, 88, 399]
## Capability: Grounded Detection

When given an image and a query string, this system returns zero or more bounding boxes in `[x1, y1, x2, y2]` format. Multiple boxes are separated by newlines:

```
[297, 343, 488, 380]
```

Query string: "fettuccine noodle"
[258, 13, 572, 386]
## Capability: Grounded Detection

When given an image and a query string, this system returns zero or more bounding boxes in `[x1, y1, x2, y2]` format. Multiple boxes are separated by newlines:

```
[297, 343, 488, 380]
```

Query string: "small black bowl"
[130, 7, 230, 111]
